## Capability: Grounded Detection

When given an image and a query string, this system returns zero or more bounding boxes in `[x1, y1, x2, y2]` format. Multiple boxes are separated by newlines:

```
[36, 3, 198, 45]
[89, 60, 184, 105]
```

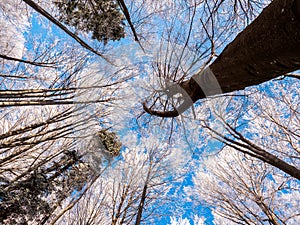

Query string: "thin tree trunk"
[135, 184, 148, 225]
[135, 167, 151, 225]
[22, 0, 112, 64]
[209, 124, 300, 180]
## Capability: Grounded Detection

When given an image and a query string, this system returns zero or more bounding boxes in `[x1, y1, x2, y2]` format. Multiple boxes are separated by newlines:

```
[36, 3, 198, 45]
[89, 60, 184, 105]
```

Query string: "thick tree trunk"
[144, 0, 300, 117]
[143, 0, 300, 179]
[187, 0, 300, 102]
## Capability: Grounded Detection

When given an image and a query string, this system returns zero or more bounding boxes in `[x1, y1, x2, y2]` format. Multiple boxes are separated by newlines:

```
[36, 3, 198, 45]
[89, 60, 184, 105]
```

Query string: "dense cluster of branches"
[0, 1, 125, 223]
[0, 150, 92, 224]
[54, 0, 125, 44]
[189, 147, 300, 224]
[143, 0, 300, 117]
[0, 0, 299, 224]
[141, 0, 300, 179]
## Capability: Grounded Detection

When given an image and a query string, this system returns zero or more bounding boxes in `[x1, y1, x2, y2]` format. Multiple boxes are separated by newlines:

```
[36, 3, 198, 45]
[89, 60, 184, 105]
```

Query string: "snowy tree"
[1, 0, 299, 224]
[143, 0, 300, 117]
[54, 134, 192, 225]
[195, 77, 300, 179]
[184, 76, 300, 224]
[168, 215, 206, 225]
[138, 0, 300, 178]
[0, 1, 125, 223]
[0, 0, 30, 58]
[188, 147, 300, 224]
[54, 0, 125, 44]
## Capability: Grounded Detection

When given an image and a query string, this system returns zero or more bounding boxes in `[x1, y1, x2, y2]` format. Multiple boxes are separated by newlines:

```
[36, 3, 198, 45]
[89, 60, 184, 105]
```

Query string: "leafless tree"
[189, 147, 300, 224]
[55, 142, 188, 225]
[143, 0, 300, 117]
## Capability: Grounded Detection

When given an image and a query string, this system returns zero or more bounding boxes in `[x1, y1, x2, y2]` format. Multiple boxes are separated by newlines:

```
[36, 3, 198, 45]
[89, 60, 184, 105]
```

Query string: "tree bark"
[144, 0, 300, 117]
[134, 184, 148, 225]
[209, 0, 300, 94]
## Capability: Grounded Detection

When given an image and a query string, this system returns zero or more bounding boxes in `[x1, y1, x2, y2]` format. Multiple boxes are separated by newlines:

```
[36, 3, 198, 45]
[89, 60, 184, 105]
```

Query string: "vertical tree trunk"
[135, 168, 151, 225]
[135, 184, 148, 225]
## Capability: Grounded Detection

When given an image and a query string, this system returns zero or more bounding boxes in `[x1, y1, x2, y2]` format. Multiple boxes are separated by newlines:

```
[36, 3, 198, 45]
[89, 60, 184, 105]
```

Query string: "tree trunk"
[190, 0, 300, 100]
[134, 184, 148, 225]
[144, 0, 300, 117]
[209, 0, 300, 94]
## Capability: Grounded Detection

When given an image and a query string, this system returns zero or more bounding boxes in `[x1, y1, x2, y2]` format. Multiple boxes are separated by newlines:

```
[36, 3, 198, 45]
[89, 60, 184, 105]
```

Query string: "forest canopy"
[0, 0, 299, 224]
